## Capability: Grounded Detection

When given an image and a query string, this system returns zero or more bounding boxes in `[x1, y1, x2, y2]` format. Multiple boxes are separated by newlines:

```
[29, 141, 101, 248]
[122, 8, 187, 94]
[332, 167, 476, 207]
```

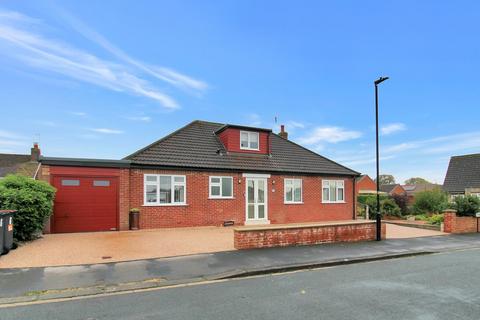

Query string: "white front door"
[245, 178, 269, 224]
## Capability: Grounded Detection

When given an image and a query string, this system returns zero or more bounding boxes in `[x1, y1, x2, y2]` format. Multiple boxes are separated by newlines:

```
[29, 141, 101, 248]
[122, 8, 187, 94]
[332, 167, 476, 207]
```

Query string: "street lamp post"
[374, 76, 389, 241]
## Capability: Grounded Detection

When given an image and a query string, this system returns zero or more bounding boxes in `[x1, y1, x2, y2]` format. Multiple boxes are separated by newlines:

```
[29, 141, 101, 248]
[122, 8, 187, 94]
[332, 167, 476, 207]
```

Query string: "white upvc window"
[209, 176, 233, 198]
[322, 180, 345, 203]
[284, 179, 303, 204]
[240, 131, 259, 150]
[144, 174, 186, 205]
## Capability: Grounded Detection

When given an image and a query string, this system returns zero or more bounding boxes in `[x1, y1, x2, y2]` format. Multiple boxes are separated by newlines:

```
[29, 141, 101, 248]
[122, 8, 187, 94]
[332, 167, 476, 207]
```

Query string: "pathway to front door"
[245, 177, 269, 224]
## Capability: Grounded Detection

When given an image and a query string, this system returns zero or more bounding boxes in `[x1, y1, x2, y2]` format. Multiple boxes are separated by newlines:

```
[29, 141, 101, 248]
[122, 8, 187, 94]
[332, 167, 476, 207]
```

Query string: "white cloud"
[381, 123, 406, 135]
[343, 155, 396, 167]
[54, 7, 208, 93]
[0, 9, 179, 109]
[383, 131, 480, 156]
[0, 130, 22, 139]
[246, 113, 262, 126]
[298, 126, 362, 145]
[286, 121, 305, 129]
[90, 128, 124, 134]
[383, 142, 418, 154]
[70, 111, 87, 117]
[125, 116, 151, 122]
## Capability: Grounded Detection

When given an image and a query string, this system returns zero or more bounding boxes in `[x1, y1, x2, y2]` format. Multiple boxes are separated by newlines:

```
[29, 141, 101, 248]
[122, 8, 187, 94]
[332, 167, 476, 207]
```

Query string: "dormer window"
[240, 131, 259, 150]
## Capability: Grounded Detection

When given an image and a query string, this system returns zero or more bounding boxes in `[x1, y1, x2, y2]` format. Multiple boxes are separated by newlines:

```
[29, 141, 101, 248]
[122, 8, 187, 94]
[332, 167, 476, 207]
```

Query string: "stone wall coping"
[443, 209, 457, 213]
[234, 220, 375, 232]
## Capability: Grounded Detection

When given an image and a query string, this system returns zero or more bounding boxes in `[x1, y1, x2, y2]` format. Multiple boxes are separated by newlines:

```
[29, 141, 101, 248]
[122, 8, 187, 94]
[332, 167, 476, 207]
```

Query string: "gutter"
[39, 156, 132, 168]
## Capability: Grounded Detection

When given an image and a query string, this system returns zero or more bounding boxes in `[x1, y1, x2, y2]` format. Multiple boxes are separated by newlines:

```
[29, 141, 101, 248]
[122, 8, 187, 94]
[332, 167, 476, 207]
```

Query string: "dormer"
[215, 124, 272, 154]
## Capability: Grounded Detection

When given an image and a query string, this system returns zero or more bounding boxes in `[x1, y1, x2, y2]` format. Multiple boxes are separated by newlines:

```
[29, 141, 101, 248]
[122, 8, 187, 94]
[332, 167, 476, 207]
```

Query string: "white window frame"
[143, 174, 186, 206]
[209, 176, 234, 199]
[322, 180, 345, 203]
[284, 178, 303, 204]
[240, 131, 260, 150]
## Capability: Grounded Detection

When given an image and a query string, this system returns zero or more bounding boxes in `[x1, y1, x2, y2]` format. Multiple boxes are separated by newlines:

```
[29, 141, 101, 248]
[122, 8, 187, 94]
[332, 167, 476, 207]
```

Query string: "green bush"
[381, 198, 402, 217]
[0, 175, 56, 241]
[413, 189, 448, 214]
[357, 194, 401, 218]
[426, 214, 444, 225]
[451, 195, 480, 217]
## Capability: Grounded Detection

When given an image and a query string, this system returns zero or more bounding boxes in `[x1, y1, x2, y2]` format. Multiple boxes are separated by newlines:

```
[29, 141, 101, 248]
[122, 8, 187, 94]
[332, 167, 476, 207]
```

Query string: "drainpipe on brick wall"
[352, 177, 356, 219]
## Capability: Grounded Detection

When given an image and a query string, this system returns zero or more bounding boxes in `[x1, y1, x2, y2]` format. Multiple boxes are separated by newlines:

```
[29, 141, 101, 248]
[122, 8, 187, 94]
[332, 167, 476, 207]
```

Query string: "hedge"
[0, 175, 56, 241]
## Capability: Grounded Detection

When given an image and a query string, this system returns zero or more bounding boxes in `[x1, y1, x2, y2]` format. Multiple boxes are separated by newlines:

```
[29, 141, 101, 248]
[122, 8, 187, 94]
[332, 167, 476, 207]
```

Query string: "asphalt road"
[3, 248, 480, 320]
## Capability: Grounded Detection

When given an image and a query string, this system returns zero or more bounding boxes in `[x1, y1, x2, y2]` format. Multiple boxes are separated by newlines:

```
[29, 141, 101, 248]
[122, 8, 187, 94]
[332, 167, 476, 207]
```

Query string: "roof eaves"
[214, 124, 272, 134]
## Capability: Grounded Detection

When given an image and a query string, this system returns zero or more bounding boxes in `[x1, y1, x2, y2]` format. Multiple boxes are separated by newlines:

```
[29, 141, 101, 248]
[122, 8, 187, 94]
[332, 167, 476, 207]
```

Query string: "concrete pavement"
[2, 247, 480, 319]
[0, 223, 444, 268]
[1, 233, 480, 304]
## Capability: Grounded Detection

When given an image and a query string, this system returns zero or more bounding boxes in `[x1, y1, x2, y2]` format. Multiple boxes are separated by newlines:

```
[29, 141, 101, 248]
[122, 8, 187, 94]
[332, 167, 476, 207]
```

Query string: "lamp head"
[374, 76, 389, 85]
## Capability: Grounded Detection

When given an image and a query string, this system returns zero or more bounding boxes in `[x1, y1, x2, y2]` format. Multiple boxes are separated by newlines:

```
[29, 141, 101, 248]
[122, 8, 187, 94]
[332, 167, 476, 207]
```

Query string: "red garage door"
[53, 176, 118, 233]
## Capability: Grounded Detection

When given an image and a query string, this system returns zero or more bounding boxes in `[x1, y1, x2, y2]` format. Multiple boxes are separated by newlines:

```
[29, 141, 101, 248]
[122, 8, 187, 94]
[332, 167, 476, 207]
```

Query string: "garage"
[52, 175, 119, 233]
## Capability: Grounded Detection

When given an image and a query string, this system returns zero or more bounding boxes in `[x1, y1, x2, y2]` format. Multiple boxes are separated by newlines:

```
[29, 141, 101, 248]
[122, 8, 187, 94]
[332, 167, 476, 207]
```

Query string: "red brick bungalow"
[38, 120, 359, 233]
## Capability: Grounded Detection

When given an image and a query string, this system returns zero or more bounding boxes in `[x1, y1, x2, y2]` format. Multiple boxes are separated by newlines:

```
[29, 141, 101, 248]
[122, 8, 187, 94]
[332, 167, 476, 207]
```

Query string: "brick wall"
[129, 169, 355, 229]
[234, 221, 385, 249]
[356, 175, 377, 194]
[443, 210, 478, 233]
[217, 128, 270, 154]
[42, 165, 356, 232]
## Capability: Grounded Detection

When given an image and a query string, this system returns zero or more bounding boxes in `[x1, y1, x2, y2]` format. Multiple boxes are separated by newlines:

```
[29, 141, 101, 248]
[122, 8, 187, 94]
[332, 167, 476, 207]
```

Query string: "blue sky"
[1, 1, 479, 184]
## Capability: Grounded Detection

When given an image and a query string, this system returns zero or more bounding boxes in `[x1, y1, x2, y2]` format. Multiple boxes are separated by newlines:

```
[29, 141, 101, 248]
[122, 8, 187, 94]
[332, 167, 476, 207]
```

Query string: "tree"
[375, 174, 396, 185]
[413, 189, 448, 214]
[404, 177, 431, 185]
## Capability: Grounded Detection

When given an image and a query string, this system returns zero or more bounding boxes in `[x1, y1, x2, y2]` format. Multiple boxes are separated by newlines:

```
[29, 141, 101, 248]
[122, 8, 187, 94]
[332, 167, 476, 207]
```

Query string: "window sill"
[142, 203, 188, 207]
[284, 202, 304, 205]
[208, 197, 235, 200]
[240, 147, 260, 151]
[322, 201, 346, 204]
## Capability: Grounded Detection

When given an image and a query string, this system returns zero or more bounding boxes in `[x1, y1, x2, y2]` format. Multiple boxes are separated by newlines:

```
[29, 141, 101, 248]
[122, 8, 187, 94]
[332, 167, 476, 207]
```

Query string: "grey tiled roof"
[0, 154, 35, 178]
[443, 153, 480, 193]
[379, 184, 398, 193]
[125, 120, 359, 176]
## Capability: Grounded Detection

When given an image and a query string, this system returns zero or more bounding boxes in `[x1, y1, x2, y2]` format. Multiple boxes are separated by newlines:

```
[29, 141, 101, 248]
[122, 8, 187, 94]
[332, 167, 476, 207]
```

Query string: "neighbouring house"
[443, 153, 480, 200]
[38, 120, 359, 233]
[0, 143, 41, 179]
[355, 175, 378, 195]
[402, 183, 443, 204]
[379, 184, 406, 197]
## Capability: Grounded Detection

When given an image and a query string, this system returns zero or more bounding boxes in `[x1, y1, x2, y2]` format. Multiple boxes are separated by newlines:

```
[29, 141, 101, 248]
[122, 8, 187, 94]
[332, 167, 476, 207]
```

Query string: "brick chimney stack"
[31, 142, 41, 161]
[279, 125, 288, 140]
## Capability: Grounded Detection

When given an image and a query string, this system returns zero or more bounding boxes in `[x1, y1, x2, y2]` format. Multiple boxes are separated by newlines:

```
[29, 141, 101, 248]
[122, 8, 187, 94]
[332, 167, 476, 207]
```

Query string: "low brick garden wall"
[234, 220, 386, 250]
[444, 209, 479, 233]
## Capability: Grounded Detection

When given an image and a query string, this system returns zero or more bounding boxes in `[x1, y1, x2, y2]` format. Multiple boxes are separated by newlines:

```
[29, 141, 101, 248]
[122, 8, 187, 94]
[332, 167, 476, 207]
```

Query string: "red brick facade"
[356, 175, 377, 194]
[443, 210, 479, 233]
[234, 221, 385, 249]
[130, 169, 355, 229]
[217, 128, 270, 154]
[42, 164, 356, 232]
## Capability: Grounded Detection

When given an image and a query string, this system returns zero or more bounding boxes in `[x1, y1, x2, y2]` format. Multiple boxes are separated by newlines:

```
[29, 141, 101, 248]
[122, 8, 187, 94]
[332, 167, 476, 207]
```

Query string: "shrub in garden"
[0, 175, 56, 241]
[413, 189, 448, 214]
[357, 194, 401, 218]
[391, 193, 409, 215]
[381, 198, 402, 217]
[426, 214, 444, 225]
[451, 195, 480, 217]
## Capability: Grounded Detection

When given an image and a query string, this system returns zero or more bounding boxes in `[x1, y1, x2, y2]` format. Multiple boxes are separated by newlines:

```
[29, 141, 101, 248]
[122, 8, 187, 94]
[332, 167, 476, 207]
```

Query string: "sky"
[0, 1, 479, 184]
